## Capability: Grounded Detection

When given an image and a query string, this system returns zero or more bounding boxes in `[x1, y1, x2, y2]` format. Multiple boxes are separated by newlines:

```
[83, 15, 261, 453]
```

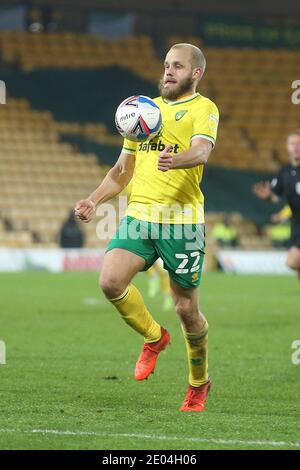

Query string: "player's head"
[287, 130, 300, 165]
[159, 43, 206, 101]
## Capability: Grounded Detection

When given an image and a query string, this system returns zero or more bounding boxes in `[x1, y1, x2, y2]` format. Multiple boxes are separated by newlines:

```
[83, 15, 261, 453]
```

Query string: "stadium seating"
[1, 31, 298, 172]
[0, 98, 118, 248]
[0, 31, 295, 249]
[0, 98, 270, 249]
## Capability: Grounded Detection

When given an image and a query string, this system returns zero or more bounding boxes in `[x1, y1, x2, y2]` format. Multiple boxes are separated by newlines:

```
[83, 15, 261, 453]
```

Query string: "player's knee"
[99, 273, 125, 299]
[174, 298, 194, 320]
[174, 297, 205, 330]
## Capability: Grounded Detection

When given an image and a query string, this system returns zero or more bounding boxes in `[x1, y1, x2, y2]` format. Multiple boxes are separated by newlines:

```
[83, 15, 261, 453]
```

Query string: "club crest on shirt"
[175, 110, 188, 121]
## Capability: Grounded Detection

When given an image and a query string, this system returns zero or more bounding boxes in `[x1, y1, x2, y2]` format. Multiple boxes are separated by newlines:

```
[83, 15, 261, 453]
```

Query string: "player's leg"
[155, 222, 210, 410]
[100, 216, 170, 380]
[170, 280, 209, 387]
[100, 248, 161, 343]
[170, 280, 211, 412]
[286, 246, 300, 278]
[100, 247, 144, 298]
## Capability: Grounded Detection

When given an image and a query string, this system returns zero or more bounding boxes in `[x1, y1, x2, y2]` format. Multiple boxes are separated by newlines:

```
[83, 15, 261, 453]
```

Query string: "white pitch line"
[0, 428, 299, 448]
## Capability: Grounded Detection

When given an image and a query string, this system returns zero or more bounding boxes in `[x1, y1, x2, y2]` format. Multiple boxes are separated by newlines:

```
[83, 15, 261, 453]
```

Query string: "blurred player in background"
[75, 43, 219, 411]
[146, 262, 173, 311]
[253, 130, 300, 277]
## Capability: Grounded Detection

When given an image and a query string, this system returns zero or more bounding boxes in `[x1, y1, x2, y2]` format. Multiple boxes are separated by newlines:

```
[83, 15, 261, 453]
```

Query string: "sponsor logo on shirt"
[138, 140, 180, 153]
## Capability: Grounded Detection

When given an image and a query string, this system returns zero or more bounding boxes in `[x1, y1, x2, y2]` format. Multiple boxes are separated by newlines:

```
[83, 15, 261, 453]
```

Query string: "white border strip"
[190, 134, 215, 147]
[0, 428, 299, 448]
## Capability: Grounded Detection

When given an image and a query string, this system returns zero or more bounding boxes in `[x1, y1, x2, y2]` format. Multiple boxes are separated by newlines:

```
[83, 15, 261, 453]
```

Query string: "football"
[115, 95, 162, 142]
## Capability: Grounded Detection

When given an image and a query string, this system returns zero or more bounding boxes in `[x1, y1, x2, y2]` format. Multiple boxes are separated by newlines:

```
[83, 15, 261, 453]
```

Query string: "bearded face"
[159, 74, 194, 101]
[158, 47, 200, 101]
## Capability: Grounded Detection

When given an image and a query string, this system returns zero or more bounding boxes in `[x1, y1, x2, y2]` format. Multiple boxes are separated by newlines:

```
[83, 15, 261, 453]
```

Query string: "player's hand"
[157, 144, 173, 172]
[74, 199, 96, 223]
[252, 181, 271, 199]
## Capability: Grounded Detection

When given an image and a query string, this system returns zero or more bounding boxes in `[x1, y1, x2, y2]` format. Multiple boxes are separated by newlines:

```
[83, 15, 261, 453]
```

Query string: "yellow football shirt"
[122, 93, 219, 224]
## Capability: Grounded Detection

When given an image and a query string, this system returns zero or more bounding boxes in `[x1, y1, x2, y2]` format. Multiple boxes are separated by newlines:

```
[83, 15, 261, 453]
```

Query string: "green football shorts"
[106, 216, 205, 289]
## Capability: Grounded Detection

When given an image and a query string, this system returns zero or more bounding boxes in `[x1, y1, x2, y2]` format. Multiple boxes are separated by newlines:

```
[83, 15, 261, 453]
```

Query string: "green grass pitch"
[0, 272, 299, 450]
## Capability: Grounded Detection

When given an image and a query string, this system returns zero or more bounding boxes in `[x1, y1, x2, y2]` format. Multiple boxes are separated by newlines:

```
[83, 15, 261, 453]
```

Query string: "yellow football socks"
[182, 321, 209, 387]
[110, 284, 161, 343]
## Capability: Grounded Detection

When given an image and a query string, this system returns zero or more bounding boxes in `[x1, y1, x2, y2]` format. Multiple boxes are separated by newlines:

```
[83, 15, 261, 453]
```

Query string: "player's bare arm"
[74, 151, 135, 223]
[252, 181, 279, 203]
[157, 138, 213, 172]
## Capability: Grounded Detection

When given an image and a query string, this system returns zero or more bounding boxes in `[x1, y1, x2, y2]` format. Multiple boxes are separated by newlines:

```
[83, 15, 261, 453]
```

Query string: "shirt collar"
[163, 92, 200, 105]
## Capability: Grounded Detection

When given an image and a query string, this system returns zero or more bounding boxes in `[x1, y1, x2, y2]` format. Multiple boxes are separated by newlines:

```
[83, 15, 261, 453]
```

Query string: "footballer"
[253, 130, 300, 278]
[75, 43, 219, 411]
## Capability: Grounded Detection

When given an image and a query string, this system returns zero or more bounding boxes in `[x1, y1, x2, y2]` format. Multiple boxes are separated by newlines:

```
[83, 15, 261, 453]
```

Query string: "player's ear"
[192, 67, 202, 82]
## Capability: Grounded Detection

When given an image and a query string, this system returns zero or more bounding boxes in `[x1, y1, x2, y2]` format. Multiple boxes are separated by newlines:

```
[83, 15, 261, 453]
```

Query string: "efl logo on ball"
[115, 95, 162, 142]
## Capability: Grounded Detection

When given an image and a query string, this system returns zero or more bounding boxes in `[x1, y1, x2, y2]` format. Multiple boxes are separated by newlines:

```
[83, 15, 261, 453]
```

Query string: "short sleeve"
[270, 169, 284, 197]
[122, 137, 138, 156]
[191, 101, 219, 147]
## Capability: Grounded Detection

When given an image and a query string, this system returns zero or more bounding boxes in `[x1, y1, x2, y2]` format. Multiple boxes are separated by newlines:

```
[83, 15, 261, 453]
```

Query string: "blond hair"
[171, 43, 206, 78]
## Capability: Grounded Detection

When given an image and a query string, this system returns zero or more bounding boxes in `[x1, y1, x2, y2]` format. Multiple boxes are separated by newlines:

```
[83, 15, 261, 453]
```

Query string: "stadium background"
[0, 0, 300, 451]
